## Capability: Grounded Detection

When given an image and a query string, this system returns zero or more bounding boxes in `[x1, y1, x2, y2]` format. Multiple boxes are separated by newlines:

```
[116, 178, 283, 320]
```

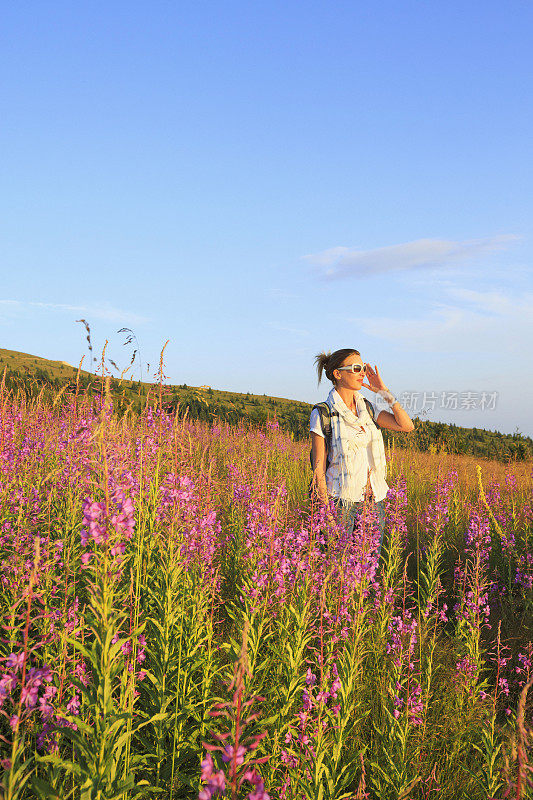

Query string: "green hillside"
[0, 347, 85, 380]
[0, 347, 531, 462]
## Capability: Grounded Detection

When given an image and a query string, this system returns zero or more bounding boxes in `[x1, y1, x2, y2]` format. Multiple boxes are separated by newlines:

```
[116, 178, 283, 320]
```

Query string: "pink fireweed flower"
[249, 782, 270, 800]
[455, 655, 478, 696]
[407, 684, 423, 725]
[222, 744, 246, 765]
[39, 698, 55, 721]
[6, 653, 25, 672]
[385, 478, 408, 545]
[516, 646, 533, 687]
[21, 683, 39, 709]
[137, 633, 147, 664]
[280, 750, 298, 768]
[305, 668, 317, 686]
[0, 673, 18, 699]
[210, 772, 226, 791]
[81, 485, 135, 556]
[110, 493, 135, 539]
[74, 661, 89, 686]
[498, 677, 510, 696]
[419, 470, 457, 536]
[201, 754, 215, 781]
[386, 611, 423, 726]
[198, 753, 226, 799]
[66, 693, 81, 715]
[329, 663, 341, 698]
[465, 506, 491, 565]
[110, 541, 126, 557]
[387, 611, 417, 665]
[301, 689, 313, 711]
[81, 500, 107, 545]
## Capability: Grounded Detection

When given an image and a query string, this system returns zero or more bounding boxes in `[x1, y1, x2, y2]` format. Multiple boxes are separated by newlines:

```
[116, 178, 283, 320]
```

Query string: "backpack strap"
[314, 399, 375, 432]
[312, 402, 333, 440]
[310, 402, 336, 470]
[363, 397, 377, 425]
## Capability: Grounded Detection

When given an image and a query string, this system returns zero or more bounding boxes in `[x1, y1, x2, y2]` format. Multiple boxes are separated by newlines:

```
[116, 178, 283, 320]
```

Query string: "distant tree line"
[2, 367, 531, 462]
[167, 393, 532, 462]
[382, 418, 531, 462]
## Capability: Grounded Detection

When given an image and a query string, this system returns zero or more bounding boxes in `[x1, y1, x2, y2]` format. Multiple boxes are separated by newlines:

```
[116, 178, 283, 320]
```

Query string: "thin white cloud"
[0, 300, 148, 325]
[446, 287, 515, 315]
[303, 235, 520, 280]
[268, 322, 310, 337]
[350, 289, 533, 354]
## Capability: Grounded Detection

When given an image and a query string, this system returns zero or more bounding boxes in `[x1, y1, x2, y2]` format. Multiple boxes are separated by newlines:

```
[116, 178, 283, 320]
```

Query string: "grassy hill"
[0, 347, 83, 379]
[0, 347, 531, 462]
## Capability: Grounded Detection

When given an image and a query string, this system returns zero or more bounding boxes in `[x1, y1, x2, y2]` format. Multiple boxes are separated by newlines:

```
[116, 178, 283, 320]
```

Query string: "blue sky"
[1, 1, 532, 435]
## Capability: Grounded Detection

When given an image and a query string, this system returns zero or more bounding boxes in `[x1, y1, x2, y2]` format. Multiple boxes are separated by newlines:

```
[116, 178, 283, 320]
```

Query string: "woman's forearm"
[312, 468, 329, 504]
[390, 400, 414, 432]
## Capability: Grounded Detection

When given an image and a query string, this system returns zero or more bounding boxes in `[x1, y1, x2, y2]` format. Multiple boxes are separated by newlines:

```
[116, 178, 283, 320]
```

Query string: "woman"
[310, 348, 414, 555]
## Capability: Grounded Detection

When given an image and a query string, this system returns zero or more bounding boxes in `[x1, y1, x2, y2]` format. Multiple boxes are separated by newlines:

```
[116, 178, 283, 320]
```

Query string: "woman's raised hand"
[361, 364, 388, 393]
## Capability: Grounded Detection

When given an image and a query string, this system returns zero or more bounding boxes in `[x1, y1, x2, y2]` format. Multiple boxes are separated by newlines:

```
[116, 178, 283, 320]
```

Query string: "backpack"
[309, 399, 377, 470]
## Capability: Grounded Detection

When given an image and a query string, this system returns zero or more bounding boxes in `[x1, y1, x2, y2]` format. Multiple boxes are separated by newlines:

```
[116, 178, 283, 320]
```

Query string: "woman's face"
[333, 353, 366, 391]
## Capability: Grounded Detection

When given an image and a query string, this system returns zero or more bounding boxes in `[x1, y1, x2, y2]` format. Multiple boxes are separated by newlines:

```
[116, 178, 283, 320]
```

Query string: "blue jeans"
[332, 498, 386, 557]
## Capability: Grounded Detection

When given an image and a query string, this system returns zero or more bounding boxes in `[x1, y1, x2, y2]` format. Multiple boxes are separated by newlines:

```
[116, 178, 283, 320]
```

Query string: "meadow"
[0, 381, 532, 800]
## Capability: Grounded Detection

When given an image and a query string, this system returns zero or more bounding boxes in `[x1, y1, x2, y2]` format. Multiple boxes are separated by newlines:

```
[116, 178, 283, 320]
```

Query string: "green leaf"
[29, 776, 62, 800]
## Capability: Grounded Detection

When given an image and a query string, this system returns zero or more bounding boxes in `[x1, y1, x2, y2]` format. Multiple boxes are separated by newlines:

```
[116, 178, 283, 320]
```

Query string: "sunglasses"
[337, 362, 367, 375]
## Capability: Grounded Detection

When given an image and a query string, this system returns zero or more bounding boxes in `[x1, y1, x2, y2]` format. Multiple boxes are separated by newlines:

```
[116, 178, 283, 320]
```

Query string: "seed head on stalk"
[76, 319, 96, 373]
